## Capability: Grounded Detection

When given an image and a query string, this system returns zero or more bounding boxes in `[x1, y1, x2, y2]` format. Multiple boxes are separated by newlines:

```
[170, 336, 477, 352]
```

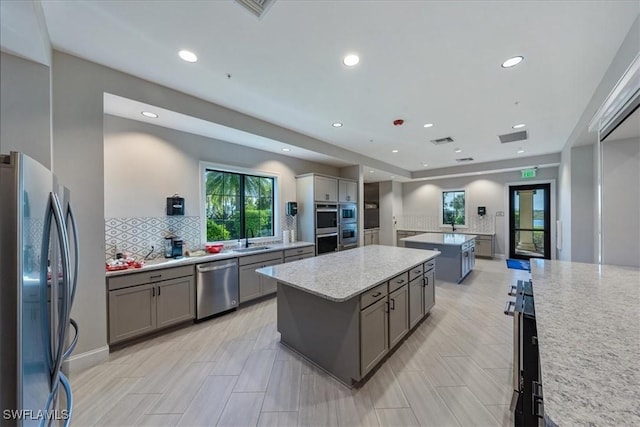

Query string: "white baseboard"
[62, 345, 110, 375]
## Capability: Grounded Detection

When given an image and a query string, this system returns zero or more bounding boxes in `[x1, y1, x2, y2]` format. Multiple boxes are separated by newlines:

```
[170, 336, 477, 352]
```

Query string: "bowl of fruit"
[205, 243, 224, 254]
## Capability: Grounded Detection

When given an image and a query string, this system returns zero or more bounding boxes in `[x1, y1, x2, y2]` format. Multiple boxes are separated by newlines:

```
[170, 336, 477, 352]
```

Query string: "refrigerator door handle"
[50, 192, 72, 388]
[62, 318, 79, 360]
[40, 194, 55, 376]
[65, 203, 79, 306]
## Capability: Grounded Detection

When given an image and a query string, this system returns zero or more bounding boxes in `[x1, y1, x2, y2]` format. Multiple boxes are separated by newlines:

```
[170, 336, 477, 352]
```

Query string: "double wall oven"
[315, 203, 338, 255]
[339, 203, 357, 250]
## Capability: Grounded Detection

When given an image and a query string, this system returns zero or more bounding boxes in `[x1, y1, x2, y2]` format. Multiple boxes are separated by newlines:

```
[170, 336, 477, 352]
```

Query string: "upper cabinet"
[339, 180, 358, 203]
[314, 176, 338, 202]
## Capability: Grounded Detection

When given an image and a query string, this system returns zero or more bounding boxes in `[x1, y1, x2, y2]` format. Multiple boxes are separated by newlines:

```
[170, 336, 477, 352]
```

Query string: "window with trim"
[204, 169, 274, 241]
[442, 189, 466, 227]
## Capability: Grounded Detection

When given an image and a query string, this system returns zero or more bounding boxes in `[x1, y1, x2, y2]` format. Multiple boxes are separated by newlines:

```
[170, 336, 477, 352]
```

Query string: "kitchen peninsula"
[402, 233, 476, 283]
[256, 245, 440, 386]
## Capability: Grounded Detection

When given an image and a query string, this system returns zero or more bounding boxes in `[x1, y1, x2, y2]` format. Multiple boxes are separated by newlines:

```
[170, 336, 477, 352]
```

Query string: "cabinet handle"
[325, 194, 329, 200]
[385, 301, 389, 313]
[413, 269, 421, 274]
[152, 287, 155, 297]
[423, 277, 429, 287]
[372, 292, 382, 297]
[396, 279, 405, 284]
[158, 286, 161, 296]
[150, 274, 162, 280]
[390, 298, 395, 310]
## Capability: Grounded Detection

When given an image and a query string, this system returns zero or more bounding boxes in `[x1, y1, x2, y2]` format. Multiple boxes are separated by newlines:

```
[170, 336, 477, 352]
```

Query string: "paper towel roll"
[283, 230, 290, 243]
[290, 230, 296, 243]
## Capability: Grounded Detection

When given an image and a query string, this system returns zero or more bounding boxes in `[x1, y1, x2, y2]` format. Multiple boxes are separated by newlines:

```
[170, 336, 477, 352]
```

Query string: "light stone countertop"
[530, 259, 640, 426]
[105, 241, 315, 277]
[256, 245, 440, 302]
[398, 228, 495, 236]
[401, 232, 477, 246]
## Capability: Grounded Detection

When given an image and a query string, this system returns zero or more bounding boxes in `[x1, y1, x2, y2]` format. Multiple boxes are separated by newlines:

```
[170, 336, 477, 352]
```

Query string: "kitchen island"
[256, 245, 440, 386]
[401, 232, 476, 283]
[530, 259, 640, 426]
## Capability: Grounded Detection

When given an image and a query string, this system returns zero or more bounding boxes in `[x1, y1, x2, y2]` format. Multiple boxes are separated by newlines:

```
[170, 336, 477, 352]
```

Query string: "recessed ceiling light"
[454, 148, 462, 153]
[423, 123, 434, 128]
[332, 122, 343, 127]
[422, 162, 429, 167]
[282, 148, 291, 152]
[178, 50, 198, 63]
[390, 175, 396, 179]
[369, 170, 375, 173]
[141, 111, 158, 118]
[343, 54, 360, 67]
[513, 123, 526, 129]
[517, 148, 525, 154]
[502, 56, 524, 68]
[392, 149, 399, 153]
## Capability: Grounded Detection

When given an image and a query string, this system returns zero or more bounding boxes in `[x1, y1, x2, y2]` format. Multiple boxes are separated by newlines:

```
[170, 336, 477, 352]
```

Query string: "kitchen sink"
[233, 246, 271, 253]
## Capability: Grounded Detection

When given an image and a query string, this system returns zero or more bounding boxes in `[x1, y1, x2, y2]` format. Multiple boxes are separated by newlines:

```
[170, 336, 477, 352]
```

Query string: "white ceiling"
[19, 1, 640, 175]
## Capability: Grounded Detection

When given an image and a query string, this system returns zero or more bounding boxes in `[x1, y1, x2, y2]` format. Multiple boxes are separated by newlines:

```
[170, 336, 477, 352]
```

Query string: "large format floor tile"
[73, 258, 525, 426]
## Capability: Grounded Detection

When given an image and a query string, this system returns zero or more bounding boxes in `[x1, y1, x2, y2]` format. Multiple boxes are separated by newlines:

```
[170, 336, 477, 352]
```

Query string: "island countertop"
[256, 245, 440, 302]
[401, 232, 477, 246]
[530, 259, 640, 426]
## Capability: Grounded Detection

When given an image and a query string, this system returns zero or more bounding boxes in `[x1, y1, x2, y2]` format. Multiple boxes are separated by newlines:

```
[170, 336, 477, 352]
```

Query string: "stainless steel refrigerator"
[0, 152, 79, 427]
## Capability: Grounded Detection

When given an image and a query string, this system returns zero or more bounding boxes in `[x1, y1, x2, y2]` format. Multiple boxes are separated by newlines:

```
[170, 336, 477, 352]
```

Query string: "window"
[442, 189, 466, 227]
[204, 169, 274, 241]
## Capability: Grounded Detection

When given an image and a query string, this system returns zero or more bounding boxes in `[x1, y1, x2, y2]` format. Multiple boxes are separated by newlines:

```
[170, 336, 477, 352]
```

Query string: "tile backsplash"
[105, 216, 201, 261]
[105, 215, 298, 261]
[397, 214, 495, 233]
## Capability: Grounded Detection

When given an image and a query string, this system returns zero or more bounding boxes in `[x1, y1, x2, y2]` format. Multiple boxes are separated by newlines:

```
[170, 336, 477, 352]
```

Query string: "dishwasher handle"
[197, 261, 237, 273]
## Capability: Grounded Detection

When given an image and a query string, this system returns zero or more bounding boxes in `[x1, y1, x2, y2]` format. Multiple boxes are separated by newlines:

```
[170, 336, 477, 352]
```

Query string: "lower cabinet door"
[261, 259, 282, 295]
[156, 276, 195, 329]
[239, 263, 262, 303]
[408, 277, 424, 329]
[360, 297, 389, 376]
[109, 283, 156, 344]
[388, 284, 409, 348]
[424, 269, 435, 313]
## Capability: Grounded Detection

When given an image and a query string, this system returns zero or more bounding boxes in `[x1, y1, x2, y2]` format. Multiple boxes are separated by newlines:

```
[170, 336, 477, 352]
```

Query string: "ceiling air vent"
[456, 157, 474, 162]
[430, 136, 454, 145]
[234, 0, 276, 18]
[498, 130, 528, 144]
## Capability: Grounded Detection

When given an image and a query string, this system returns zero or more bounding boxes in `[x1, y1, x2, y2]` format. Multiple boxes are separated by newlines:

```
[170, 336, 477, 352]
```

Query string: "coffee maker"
[164, 236, 184, 258]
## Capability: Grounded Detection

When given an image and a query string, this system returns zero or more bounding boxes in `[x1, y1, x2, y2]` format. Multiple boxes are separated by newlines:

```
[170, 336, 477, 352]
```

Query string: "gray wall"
[104, 114, 339, 219]
[0, 52, 51, 167]
[557, 145, 572, 260]
[602, 137, 640, 267]
[401, 168, 559, 256]
[570, 144, 596, 263]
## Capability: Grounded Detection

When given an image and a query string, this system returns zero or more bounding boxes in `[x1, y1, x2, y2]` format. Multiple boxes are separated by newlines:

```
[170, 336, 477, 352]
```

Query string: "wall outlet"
[496, 211, 505, 216]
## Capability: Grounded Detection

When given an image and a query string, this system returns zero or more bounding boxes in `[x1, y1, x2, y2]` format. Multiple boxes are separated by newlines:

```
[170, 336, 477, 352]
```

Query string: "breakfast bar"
[256, 245, 440, 386]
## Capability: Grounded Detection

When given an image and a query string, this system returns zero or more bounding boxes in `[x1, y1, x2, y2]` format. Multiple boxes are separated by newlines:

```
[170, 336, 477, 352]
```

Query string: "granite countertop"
[256, 245, 440, 302]
[105, 241, 315, 277]
[530, 259, 640, 426]
[398, 228, 495, 236]
[401, 232, 477, 246]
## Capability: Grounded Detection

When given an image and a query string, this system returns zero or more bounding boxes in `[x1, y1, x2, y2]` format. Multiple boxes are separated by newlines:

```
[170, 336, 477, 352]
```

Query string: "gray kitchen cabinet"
[339, 179, 358, 203]
[360, 296, 389, 376]
[408, 276, 424, 329]
[475, 235, 493, 258]
[239, 251, 284, 303]
[364, 229, 380, 246]
[107, 265, 196, 345]
[423, 266, 435, 314]
[388, 284, 409, 347]
[156, 276, 195, 329]
[109, 283, 157, 344]
[314, 175, 338, 202]
[284, 245, 315, 263]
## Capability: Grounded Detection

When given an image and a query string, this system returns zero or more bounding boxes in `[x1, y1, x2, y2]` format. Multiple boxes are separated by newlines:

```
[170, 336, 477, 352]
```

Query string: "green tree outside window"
[442, 190, 466, 226]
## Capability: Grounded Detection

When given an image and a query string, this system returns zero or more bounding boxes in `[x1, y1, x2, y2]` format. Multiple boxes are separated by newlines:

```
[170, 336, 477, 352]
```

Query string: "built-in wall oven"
[339, 222, 357, 250]
[315, 203, 338, 234]
[316, 232, 338, 255]
[505, 280, 543, 427]
[339, 203, 357, 224]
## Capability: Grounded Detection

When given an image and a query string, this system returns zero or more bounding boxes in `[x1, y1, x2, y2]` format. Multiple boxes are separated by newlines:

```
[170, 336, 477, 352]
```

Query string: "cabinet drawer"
[284, 246, 314, 258]
[284, 252, 314, 263]
[238, 250, 283, 266]
[108, 265, 194, 291]
[408, 264, 423, 282]
[423, 259, 436, 272]
[389, 271, 409, 293]
[360, 283, 387, 310]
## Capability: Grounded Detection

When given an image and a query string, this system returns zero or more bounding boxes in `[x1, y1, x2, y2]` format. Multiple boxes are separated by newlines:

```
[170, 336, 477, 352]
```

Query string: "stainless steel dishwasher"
[196, 258, 239, 320]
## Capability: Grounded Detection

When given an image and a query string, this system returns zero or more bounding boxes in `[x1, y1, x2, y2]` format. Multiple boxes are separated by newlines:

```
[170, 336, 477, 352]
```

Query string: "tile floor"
[70, 258, 530, 426]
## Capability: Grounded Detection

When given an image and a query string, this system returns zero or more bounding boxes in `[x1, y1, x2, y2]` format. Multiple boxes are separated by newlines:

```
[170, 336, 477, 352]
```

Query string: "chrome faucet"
[451, 219, 456, 232]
